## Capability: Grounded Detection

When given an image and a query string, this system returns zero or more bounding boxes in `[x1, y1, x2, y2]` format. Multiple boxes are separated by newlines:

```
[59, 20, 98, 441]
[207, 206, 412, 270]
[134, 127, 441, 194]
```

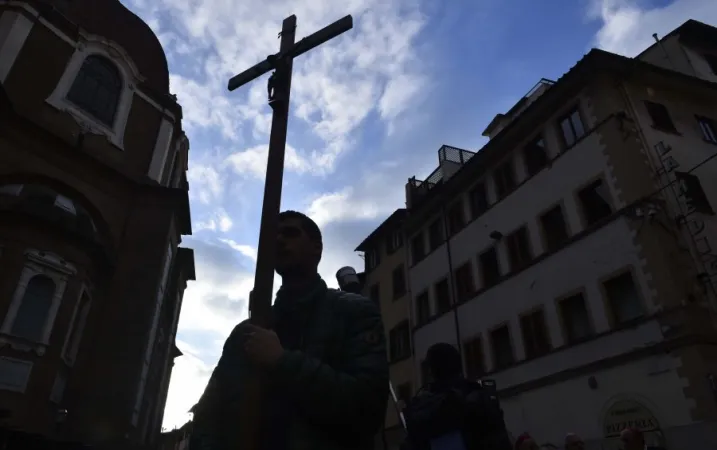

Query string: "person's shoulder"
[326, 288, 379, 314]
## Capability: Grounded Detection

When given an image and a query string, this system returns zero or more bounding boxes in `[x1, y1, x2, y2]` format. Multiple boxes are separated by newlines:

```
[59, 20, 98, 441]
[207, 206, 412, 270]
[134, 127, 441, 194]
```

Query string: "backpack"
[402, 380, 511, 450]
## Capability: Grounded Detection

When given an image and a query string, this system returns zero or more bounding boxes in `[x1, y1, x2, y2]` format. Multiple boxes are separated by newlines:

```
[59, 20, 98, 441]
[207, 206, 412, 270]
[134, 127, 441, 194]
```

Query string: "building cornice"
[403, 49, 717, 234]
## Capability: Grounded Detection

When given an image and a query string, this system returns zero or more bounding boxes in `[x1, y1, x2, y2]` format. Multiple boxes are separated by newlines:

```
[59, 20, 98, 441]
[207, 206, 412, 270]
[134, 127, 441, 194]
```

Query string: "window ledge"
[45, 97, 124, 150]
[650, 124, 682, 136]
[0, 333, 47, 356]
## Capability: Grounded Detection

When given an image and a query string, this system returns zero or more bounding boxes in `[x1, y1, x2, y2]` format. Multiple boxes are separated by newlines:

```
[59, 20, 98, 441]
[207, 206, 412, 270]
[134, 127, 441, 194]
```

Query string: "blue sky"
[120, 0, 716, 430]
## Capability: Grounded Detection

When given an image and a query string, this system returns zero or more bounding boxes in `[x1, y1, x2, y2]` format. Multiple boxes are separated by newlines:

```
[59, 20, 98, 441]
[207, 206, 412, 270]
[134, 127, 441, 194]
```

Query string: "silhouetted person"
[191, 211, 389, 450]
[564, 433, 585, 450]
[514, 433, 539, 450]
[620, 428, 666, 450]
[403, 343, 512, 450]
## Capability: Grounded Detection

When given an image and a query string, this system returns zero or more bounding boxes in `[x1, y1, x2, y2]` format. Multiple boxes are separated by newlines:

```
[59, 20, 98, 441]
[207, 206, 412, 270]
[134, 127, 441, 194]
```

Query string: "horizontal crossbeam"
[227, 15, 353, 92]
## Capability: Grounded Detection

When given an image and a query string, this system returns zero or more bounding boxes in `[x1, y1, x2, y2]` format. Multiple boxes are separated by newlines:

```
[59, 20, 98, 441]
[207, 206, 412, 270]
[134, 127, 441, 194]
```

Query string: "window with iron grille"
[523, 136, 548, 176]
[469, 183, 489, 219]
[540, 204, 569, 251]
[494, 160, 516, 199]
[416, 291, 430, 325]
[392, 265, 406, 299]
[559, 107, 586, 148]
[479, 247, 501, 288]
[389, 321, 411, 362]
[645, 101, 677, 133]
[428, 219, 443, 250]
[386, 230, 404, 254]
[490, 325, 514, 370]
[454, 262, 475, 302]
[578, 179, 613, 226]
[604, 271, 644, 325]
[559, 293, 593, 343]
[447, 202, 466, 235]
[369, 284, 380, 304]
[520, 309, 551, 359]
[67, 55, 122, 126]
[463, 336, 485, 379]
[506, 226, 532, 272]
[366, 249, 380, 271]
[434, 278, 451, 314]
[411, 234, 425, 265]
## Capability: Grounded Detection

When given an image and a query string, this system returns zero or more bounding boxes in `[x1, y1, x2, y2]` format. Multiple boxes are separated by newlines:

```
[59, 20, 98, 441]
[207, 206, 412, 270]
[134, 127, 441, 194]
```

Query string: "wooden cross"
[226, 14, 353, 450]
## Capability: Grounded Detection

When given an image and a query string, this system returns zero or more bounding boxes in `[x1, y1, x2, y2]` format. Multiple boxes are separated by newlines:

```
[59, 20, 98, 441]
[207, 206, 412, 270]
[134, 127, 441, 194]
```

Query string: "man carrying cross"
[191, 211, 390, 450]
[190, 13, 389, 450]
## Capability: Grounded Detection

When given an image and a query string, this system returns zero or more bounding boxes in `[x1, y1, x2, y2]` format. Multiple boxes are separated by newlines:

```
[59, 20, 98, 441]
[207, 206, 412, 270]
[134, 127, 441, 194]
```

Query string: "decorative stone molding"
[0, 356, 33, 393]
[1, 0, 176, 123]
[132, 241, 175, 426]
[0, 9, 34, 83]
[61, 283, 92, 366]
[0, 249, 76, 356]
[45, 36, 138, 150]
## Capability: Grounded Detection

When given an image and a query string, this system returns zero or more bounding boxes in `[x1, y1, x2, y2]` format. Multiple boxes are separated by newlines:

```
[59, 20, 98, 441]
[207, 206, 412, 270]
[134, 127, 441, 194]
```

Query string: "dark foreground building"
[0, 0, 195, 448]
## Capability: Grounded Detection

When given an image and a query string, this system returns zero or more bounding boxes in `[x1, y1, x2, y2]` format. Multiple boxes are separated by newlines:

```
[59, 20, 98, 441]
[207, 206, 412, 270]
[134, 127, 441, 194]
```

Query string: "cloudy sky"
[120, 0, 716, 430]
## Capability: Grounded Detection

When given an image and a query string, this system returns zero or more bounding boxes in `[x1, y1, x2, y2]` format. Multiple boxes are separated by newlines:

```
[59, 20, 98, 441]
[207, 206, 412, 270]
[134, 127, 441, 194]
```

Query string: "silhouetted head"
[275, 211, 323, 278]
[565, 433, 584, 450]
[426, 342, 462, 382]
[620, 428, 644, 450]
[515, 433, 539, 450]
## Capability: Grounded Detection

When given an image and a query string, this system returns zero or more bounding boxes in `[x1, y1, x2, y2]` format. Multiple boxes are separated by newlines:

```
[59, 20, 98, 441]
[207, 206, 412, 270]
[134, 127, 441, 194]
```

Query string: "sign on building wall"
[602, 399, 665, 449]
[653, 141, 717, 301]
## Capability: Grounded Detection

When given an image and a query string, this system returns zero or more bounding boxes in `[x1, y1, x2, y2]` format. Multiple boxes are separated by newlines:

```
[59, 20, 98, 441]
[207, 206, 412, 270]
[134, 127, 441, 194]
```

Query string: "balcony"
[406, 145, 475, 209]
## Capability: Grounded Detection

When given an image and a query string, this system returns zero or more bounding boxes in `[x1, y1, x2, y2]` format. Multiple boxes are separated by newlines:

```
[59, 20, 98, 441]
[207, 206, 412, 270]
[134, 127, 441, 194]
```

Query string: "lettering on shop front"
[604, 418, 659, 436]
[602, 400, 661, 439]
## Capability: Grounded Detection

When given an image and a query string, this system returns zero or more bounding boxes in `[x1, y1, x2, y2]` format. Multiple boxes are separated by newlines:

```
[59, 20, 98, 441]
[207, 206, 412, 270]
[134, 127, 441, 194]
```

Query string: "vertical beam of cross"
[227, 13, 353, 327]
[226, 14, 353, 450]
[247, 15, 296, 327]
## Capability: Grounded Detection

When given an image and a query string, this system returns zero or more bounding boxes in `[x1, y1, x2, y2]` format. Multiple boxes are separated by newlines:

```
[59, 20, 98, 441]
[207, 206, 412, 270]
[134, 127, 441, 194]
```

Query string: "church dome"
[45, 0, 171, 94]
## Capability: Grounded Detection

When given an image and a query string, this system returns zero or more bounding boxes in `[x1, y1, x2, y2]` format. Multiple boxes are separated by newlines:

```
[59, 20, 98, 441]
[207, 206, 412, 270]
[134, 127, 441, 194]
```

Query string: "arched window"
[11, 275, 56, 342]
[66, 55, 122, 126]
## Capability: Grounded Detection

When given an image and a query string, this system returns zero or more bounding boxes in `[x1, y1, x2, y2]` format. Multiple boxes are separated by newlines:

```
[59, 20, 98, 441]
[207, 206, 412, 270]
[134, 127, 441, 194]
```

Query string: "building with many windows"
[0, 0, 195, 448]
[358, 19, 717, 450]
[356, 209, 414, 449]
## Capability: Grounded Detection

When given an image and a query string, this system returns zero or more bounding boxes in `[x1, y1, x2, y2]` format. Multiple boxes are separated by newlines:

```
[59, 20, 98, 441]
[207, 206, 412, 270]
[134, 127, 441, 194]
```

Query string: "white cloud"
[161, 341, 213, 430]
[177, 239, 255, 337]
[590, 0, 717, 56]
[224, 144, 314, 179]
[121, 0, 434, 431]
[307, 188, 388, 228]
[220, 239, 258, 262]
[128, 0, 427, 174]
[305, 153, 438, 228]
[195, 208, 233, 232]
[187, 163, 224, 206]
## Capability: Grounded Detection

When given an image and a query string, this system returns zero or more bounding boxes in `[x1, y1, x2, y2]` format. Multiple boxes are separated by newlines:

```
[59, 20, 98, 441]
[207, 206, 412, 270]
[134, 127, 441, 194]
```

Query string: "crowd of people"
[513, 429, 663, 450]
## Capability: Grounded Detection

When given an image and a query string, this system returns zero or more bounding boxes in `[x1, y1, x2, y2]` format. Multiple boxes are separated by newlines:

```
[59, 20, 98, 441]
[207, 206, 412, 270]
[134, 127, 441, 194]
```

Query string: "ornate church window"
[66, 55, 122, 126]
[10, 275, 56, 342]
